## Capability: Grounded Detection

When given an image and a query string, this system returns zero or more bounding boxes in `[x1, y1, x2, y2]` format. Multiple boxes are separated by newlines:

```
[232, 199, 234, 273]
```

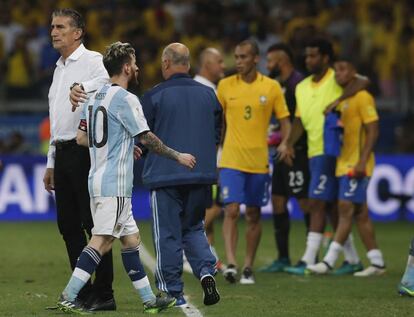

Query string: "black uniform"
[272, 70, 309, 199]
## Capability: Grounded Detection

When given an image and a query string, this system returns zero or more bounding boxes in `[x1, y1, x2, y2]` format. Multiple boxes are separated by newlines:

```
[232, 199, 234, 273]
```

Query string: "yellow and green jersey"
[295, 68, 342, 158]
[217, 73, 289, 173]
[336, 90, 378, 177]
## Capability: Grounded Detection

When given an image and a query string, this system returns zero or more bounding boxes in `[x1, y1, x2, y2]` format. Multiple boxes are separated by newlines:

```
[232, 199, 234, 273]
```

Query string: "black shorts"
[271, 149, 310, 199]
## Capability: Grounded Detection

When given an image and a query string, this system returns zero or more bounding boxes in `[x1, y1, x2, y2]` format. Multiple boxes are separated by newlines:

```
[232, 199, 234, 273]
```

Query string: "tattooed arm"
[139, 131, 196, 169]
[139, 131, 179, 160]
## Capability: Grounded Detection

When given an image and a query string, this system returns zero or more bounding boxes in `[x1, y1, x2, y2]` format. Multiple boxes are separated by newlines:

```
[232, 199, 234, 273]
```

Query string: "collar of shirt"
[56, 43, 86, 67]
[284, 70, 304, 88]
[193, 74, 216, 90]
[236, 71, 264, 84]
[167, 73, 191, 81]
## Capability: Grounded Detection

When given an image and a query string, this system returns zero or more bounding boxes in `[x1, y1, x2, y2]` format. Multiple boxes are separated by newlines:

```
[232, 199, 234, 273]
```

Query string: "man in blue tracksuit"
[141, 43, 222, 307]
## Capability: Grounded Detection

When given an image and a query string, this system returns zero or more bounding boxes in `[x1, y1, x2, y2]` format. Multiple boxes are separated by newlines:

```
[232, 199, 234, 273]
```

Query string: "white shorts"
[90, 197, 139, 238]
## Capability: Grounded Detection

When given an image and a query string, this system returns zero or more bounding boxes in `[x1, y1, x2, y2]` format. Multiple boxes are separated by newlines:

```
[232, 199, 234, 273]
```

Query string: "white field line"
[139, 243, 203, 317]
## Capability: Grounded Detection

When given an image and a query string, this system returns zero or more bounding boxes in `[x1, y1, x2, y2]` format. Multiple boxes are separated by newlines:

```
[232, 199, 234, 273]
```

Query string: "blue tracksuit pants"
[150, 184, 217, 297]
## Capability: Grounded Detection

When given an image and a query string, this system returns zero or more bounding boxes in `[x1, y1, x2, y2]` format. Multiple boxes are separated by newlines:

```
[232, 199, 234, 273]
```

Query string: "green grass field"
[0, 220, 413, 317]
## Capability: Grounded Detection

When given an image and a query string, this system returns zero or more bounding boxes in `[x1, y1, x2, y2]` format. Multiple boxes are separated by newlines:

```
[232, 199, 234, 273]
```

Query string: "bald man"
[141, 43, 222, 307]
[194, 48, 225, 90]
[193, 47, 225, 271]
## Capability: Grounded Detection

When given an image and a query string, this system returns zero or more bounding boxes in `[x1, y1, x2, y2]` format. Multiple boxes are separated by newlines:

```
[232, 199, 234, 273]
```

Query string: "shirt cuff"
[46, 144, 56, 168]
[80, 81, 92, 94]
[81, 78, 109, 94]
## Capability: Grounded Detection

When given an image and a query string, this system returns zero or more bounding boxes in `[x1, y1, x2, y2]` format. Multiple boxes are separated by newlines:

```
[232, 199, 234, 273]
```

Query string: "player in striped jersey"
[57, 42, 195, 314]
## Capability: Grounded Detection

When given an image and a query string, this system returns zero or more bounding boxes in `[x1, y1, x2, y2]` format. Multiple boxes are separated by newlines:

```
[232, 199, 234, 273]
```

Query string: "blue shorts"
[219, 168, 270, 207]
[308, 155, 337, 202]
[338, 176, 369, 204]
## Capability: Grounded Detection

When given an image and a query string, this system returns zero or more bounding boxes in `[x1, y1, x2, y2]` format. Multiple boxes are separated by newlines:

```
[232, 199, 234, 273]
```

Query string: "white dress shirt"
[193, 74, 216, 92]
[46, 44, 109, 168]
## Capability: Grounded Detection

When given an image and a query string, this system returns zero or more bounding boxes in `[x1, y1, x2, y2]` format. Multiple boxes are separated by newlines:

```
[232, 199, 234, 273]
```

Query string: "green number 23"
[244, 105, 252, 120]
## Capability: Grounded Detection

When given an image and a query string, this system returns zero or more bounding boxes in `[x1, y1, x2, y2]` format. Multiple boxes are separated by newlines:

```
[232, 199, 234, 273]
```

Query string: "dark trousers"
[54, 140, 113, 299]
[150, 184, 216, 297]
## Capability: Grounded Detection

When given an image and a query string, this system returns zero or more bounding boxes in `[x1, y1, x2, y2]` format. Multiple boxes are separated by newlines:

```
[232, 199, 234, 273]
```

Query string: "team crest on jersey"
[259, 95, 267, 105]
[342, 102, 349, 110]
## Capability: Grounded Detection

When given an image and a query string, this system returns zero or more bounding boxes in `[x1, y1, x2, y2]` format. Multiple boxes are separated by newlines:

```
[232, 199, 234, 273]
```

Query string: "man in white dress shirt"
[193, 47, 225, 271]
[42, 8, 115, 311]
[194, 48, 225, 91]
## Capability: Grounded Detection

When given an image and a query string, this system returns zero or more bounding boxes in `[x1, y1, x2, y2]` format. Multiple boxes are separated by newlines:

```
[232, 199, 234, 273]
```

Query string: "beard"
[128, 72, 139, 88]
[268, 66, 281, 79]
[308, 63, 324, 76]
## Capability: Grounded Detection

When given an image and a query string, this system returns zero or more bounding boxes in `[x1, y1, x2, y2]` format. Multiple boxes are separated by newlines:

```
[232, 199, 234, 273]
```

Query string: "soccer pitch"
[0, 220, 413, 316]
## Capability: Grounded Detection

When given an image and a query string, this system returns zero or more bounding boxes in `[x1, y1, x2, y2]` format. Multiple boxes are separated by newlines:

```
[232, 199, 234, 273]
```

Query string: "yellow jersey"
[336, 90, 379, 177]
[217, 73, 289, 173]
[295, 68, 342, 158]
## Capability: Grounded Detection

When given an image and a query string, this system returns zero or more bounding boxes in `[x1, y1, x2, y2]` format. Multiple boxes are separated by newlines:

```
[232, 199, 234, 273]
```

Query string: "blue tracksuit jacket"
[140, 73, 222, 189]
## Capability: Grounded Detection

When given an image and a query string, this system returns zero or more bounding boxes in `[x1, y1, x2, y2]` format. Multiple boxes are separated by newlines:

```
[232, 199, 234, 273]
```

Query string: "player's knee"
[207, 204, 222, 218]
[272, 196, 287, 214]
[136, 231, 141, 245]
[309, 207, 325, 219]
[338, 200, 354, 219]
[90, 235, 114, 255]
[308, 199, 325, 214]
[298, 199, 310, 214]
[245, 207, 261, 223]
[120, 232, 140, 249]
[246, 213, 260, 224]
[224, 204, 240, 220]
[354, 206, 369, 222]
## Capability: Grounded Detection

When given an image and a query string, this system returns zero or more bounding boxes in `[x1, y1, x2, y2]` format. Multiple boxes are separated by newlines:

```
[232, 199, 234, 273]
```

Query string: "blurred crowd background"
[1, 0, 414, 155]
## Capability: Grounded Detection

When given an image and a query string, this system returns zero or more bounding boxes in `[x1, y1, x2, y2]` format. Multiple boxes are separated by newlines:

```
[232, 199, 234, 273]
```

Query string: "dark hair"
[306, 37, 335, 63]
[237, 39, 259, 56]
[335, 56, 357, 69]
[103, 42, 135, 77]
[52, 8, 85, 40]
[267, 43, 294, 63]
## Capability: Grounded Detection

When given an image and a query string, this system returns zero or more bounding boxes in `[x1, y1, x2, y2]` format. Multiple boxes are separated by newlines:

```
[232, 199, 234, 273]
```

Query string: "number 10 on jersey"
[88, 105, 108, 148]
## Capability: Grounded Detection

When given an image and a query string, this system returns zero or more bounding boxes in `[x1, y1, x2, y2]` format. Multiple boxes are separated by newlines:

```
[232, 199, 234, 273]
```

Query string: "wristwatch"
[69, 82, 84, 91]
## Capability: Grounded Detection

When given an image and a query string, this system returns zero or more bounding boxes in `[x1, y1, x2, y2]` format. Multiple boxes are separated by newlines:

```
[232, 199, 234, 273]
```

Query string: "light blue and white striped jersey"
[80, 83, 149, 197]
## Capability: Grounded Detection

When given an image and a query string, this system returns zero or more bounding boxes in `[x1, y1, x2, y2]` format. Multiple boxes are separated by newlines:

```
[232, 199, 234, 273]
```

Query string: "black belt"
[55, 139, 77, 150]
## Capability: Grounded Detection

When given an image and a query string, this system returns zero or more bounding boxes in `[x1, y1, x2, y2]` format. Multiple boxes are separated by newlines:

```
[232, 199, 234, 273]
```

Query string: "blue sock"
[122, 246, 155, 304]
[63, 246, 101, 301]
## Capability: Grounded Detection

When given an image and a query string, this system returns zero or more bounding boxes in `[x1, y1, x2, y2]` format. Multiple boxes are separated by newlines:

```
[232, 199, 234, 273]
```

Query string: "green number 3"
[244, 105, 252, 120]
